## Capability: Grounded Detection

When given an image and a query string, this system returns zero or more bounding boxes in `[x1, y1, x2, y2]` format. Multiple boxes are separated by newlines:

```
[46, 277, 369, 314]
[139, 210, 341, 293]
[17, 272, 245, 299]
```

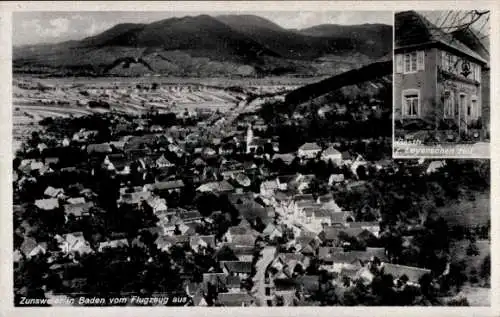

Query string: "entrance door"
[459, 94, 467, 135]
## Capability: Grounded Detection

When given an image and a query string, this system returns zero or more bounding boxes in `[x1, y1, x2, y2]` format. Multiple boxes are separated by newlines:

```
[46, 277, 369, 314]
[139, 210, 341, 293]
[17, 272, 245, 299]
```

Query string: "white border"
[1, 1, 499, 317]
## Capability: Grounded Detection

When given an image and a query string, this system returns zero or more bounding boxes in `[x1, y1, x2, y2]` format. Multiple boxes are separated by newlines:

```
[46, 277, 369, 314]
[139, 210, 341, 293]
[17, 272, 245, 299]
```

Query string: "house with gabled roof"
[55, 232, 93, 255]
[98, 239, 129, 252]
[34, 198, 59, 211]
[145, 196, 167, 214]
[190, 235, 216, 252]
[276, 174, 296, 191]
[44, 186, 65, 198]
[196, 180, 234, 194]
[87, 143, 112, 156]
[272, 153, 296, 166]
[19, 237, 47, 259]
[104, 154, 131, 175]
[221, 261, 253, 278]
[155, 235, 190, 252]
[156, 154, 174, 168]
[321, 145, 342, 164]
[395, 11, 488, 138]
[152, 180, 185, 194]
[262, 223, 283, 241]
[63, 202, 94, 219]
[66, 197, 86, 205]
[381, 262, 431, 287]
[347, 221, 381, 238]
[297, 142, 321, 159]
[216, 292, 256, 307]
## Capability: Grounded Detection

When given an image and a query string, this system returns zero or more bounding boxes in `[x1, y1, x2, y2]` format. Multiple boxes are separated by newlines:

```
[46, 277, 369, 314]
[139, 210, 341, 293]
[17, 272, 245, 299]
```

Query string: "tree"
[447, 260, 468, 293]
[447, 296, 469, 306]
[466, 241, 480, 256]
[480, 254, 490, 284]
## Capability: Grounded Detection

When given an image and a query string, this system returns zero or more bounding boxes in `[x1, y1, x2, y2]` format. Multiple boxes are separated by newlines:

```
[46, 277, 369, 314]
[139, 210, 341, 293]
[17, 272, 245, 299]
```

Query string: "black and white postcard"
[0, 1, 497, 316]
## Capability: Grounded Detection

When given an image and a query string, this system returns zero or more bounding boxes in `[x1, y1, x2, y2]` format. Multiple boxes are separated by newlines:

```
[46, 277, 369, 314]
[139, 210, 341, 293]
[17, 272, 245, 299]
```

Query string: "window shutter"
[417, 51, 425, 71]
[441, 51, 446, 68]
[395, 54, 403, 73]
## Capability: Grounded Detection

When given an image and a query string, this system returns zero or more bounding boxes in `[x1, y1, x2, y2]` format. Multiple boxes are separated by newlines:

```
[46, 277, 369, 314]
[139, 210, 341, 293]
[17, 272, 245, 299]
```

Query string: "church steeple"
[246, 123, 253, 154]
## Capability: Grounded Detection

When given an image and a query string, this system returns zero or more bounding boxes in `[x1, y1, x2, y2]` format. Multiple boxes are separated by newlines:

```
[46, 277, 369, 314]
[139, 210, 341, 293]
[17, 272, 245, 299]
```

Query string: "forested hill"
[13, 14, 392, 77]
[285, 60, 392, 105]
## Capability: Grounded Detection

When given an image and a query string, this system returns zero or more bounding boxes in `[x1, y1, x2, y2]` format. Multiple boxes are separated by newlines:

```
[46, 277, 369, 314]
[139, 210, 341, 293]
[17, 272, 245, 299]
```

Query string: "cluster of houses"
[14, 108, 445, 307]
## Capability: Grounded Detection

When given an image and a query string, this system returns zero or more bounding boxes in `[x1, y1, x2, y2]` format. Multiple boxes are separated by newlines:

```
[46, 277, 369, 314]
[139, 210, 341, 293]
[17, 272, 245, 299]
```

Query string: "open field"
[14, 75, 325, 89]
[12, 75, 300, 152]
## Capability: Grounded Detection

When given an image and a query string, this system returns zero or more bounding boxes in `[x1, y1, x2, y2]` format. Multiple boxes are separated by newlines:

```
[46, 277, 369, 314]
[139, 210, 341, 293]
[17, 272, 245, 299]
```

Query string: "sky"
[13, 11, 393, 46]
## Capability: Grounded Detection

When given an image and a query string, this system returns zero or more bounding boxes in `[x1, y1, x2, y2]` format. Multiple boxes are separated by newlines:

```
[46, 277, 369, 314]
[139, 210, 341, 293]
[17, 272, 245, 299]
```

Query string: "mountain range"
[13, 14, 392, 77]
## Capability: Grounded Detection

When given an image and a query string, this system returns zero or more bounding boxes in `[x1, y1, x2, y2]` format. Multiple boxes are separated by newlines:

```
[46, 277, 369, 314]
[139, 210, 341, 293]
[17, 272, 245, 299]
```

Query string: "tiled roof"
[153, 180, 185, 191]
[395, 11, 487, 63]
[299, 142, 321, 151]
[382, 263, 431, 283]
[222, 261, 253, 274]
[322, 145, 341, 156]
[63, 202, 94, 217]
[87, 143, 112, 154]
[34, 198, 59, 210]
[231, 234, 256, 246]
[217, 292, 255, 306]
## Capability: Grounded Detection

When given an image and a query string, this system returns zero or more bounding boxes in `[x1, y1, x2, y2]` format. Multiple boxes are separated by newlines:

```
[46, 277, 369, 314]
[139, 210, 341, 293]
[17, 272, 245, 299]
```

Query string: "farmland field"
[12, 75, 308, 153]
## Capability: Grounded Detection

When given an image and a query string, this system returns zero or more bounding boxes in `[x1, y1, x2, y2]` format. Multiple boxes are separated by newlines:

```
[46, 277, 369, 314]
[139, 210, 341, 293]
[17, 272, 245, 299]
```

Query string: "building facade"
[394, 11, 488, 139]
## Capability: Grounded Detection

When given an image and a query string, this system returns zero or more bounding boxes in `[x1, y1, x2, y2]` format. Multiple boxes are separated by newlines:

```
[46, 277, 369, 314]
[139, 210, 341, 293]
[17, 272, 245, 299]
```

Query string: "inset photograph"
[393, 10, 490, 158]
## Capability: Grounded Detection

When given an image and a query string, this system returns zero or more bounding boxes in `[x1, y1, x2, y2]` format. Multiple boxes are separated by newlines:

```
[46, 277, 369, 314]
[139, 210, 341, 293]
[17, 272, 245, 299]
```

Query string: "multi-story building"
[394, 11, 488, 139]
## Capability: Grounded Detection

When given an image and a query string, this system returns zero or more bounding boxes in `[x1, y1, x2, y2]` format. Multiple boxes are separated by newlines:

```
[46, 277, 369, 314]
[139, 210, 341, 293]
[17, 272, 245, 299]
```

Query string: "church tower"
[246, 124, 253, 153]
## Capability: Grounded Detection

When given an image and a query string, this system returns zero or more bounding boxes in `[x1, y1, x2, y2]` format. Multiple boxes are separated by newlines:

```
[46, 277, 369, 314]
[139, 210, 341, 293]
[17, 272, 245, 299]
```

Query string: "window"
[395, 54, 403, 73]
[403, 90, 420, 117]
[476, 65, 481, 82]
[452, 55, 458, 73]
[417, 51, 425, 70]
[442, 51, 449, 70]
[471, 96, 479, 118]
[459, 94, 467, 117]
[404, 51, 424, 73]
[404, 52, 418, 73]
[444, 91, 455, 118]
[447, 53, 454, 71]
[265, 287, 271, 296]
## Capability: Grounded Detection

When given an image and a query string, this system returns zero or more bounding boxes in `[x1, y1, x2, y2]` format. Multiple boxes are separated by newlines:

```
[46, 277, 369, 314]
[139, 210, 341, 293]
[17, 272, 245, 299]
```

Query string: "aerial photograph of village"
[12, 10, 490, 307]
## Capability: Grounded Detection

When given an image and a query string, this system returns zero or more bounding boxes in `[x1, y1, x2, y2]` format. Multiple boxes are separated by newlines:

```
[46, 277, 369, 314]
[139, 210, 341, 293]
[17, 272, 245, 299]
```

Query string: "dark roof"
[64, 202, 94, 217]
[296, 275, 321, 294]
[178, 210, 203, 221]
[219, 243, 256, 255]
[231, 234, 256, 246]
[451, 28, 490, 63]
[107, 154, 129, 169]
[222, 261, 253, 274]
[153, 180, 185, 191]
[395, 11, 487, 63]
[20, 237, 39, 256]
[382, 263, 431, 283]
[87, 143, 112, 154]
[277, 175, 296, 184]
[217, 292, 255, 306]
[190, 235, 216, 248]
